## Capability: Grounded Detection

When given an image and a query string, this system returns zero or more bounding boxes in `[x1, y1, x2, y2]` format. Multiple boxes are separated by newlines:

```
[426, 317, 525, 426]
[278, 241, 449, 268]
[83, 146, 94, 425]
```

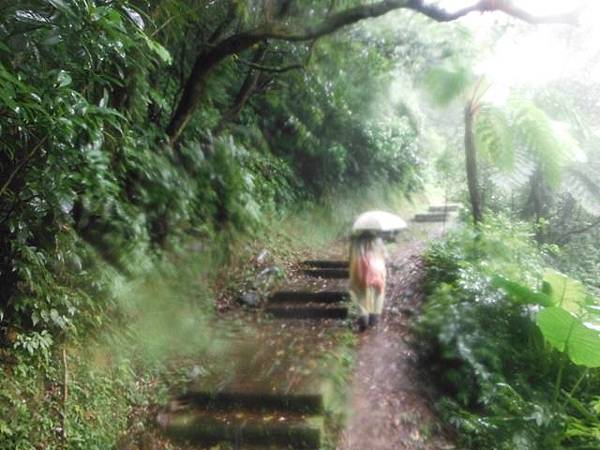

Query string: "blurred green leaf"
[537, 307, 600, 368]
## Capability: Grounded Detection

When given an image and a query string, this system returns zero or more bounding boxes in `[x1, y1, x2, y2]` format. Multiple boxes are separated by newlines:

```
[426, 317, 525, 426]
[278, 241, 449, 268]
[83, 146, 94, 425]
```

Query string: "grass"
[272, 184, 436, 254]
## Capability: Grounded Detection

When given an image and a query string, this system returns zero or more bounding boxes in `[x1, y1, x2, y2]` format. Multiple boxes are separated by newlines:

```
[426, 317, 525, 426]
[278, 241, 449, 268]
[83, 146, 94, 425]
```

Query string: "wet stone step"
[302, 268, 349, 279]
[160, 302, 349, 450]
[181, 322, 344, 412]
[301, 260, 348, 269]
[266, 304, 349, 320]
[413, 213, 449, 222]
[269, 290, 349, 304]
[163, 409, 322, 449]
[428, 204, 460, 212]
[175, 390, 324, 414]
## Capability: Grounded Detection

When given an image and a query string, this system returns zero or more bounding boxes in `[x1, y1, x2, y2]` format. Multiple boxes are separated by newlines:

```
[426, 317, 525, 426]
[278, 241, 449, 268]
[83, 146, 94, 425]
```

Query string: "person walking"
[349, 210, 406, 331]
[349, 232, 387, 331]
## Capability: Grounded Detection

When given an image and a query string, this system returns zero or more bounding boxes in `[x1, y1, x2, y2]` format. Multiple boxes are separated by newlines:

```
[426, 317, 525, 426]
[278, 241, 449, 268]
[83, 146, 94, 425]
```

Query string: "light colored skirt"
[350, 286, 385, 317]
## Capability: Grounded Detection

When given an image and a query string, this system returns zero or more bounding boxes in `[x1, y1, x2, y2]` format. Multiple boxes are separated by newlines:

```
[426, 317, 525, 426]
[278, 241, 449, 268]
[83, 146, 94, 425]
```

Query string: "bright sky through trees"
[435, 0, 600, 105]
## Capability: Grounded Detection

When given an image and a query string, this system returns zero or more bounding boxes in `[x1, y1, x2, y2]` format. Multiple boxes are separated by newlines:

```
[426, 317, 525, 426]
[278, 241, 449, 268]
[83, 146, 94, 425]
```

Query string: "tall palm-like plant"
[425, 61, 600, 225]
[478, 99, 600, 229]
[425, 60, 487, 223]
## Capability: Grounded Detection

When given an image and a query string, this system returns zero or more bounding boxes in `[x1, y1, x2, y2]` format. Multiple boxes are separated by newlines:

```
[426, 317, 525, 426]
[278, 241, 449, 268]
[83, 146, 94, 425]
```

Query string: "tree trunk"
[531, 168, 545, 223]
[530, 167, 547, 242]
[464, 103, 482, 224]
[214, 45, 268, 135]
[163, 1, 430, 144]
[165, 33, 265, 144]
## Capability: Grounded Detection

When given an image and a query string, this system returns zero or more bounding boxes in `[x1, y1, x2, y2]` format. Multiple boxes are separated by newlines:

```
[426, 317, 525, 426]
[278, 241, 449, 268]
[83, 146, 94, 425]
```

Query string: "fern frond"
[509, 99, 575, 188]
[489, 145, 534, 192]
[423, 61, 474, 106]
[475, 105, 514, 172]
[563, 162, 600, 216]
[551, 120, 587, 163]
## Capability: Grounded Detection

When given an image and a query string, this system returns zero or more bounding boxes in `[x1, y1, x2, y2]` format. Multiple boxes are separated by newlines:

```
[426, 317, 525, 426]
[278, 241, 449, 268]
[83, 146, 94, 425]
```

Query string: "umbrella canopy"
[352, 210, 407, 235]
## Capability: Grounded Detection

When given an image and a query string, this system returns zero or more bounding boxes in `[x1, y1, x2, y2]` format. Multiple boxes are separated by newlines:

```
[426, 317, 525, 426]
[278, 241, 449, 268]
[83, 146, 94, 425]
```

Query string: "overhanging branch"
[214, 44, 269, 134]
[237, 41, 316, 74]
[238, 60, 305, 73]
[558, 216, 600, 244]
[256, 0, 579, 41]
[407, 0, 580, 24]
[166, 0, 581, 143]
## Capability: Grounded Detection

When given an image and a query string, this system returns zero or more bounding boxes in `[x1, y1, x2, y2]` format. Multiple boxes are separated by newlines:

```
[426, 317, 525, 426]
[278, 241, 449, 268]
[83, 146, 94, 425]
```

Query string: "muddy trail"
[155, 206, 457, 450]
[338, 227, 454, 450]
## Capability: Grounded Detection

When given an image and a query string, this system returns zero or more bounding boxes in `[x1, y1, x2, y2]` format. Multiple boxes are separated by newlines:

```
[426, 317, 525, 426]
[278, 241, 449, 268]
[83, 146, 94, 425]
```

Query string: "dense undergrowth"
[0, 1, 443, 447]
[419, 218, 600, 449]
[4, 2, 599, 449]
[0, 183, 419, 449]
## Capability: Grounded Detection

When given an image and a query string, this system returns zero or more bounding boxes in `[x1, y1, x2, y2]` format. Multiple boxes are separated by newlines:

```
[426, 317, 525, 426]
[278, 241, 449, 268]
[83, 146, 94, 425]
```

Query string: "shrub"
[419, 217, 600, 449]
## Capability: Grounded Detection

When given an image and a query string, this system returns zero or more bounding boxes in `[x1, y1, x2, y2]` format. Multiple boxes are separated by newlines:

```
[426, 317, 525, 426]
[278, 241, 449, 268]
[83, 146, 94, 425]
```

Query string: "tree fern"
[509, 98, 570, 189]
[423, 60, 475, 106]
[473, 96, 596, 215]
[475, 105, 515, 172]
[563, 162, 600, 216]
[424, 58, 596, 224]
[488, 145, 535, 192]
[507, 98, 599, 217]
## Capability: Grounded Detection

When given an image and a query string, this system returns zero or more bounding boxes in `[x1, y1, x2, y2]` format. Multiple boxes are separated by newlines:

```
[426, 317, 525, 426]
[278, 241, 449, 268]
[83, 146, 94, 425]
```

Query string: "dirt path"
[338, 225, 455, 450]
[150, 210, 458, 450]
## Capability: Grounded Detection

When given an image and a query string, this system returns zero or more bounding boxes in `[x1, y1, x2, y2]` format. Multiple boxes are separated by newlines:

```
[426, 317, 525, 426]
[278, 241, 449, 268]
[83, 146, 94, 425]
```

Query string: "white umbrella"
[352, 210, 407, 234]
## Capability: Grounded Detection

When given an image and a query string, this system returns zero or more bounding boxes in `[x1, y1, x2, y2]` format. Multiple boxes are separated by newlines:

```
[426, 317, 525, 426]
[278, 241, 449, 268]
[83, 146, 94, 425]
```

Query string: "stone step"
[301, 260, 348, 269]
[429, 204, 460, 212]
[179, 321, 345, 415]
[413, 213, 449, 223]
[175, 390, 324, 414]
[269, 290, 349, 304]
[266, 304, 349, 320]
[302, 268, 349, 279]
[164, 408, 322, 449]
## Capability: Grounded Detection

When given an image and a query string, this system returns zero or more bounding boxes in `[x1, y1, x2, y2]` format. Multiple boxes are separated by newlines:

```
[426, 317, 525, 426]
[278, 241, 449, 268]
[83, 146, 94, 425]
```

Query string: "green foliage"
[553, 218, 600, 295]
[563, 161, 600, 216]
[475, 105, 515, 173]
[420, 218, 600, 449]
[509, 98, 574, 189]
[0, 344, 162, 450]
[471, 96, 589, 197]
[0, 0, 462, 447]
[537, 307, 600, 368]
[258, 31, 427, 195]
[496, 268, 600, 369]
[423, 59, 475, 106]
[492, 276, 553, 307]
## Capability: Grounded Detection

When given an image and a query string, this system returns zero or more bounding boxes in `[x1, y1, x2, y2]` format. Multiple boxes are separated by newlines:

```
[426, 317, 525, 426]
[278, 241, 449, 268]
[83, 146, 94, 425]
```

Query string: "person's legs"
[369, 288, 385, 326]
[358, 314, 369, 331]
[374, 288, 385, 315]
[368, 314, 378, 326]
[351, 290, 369, 331]
[366, 287, 375, 316]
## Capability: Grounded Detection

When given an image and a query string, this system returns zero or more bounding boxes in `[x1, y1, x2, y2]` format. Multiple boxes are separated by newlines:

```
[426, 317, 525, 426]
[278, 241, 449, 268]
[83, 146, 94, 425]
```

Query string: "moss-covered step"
[269, 290, 349, 304]
[429, 204, 460, 212]
[266, 304, 349, 320]
[179, 321, 349, 413]
[301, 260, 348, 269]
[164, 409, 323, 449]
[175, 390, 324, 414]
[413, 212, 449, 222]
[160, 315, 355, 449]
[302, 268, 349, 279]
